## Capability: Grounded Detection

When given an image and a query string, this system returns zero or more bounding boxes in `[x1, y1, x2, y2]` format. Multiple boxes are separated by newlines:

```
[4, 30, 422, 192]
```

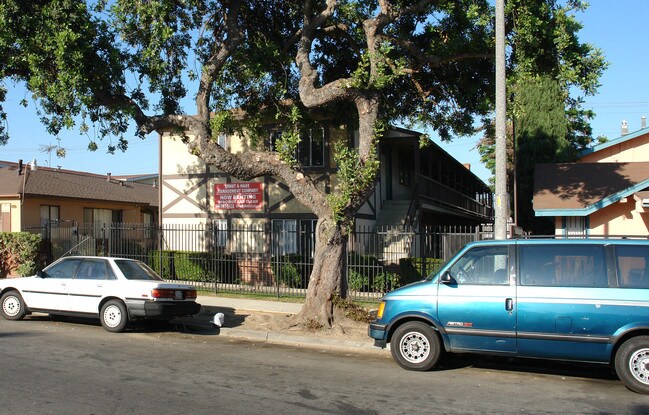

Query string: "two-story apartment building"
[159, 121, 493, 255]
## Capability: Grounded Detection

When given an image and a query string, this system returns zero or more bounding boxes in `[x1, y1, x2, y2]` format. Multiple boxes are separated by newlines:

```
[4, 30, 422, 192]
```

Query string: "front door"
[23, 258, 82, 312]
[437, 245, 517, 353]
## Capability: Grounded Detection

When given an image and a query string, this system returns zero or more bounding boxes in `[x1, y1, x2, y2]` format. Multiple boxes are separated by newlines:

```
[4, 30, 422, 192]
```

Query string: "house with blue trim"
[533, 122, 649, 237]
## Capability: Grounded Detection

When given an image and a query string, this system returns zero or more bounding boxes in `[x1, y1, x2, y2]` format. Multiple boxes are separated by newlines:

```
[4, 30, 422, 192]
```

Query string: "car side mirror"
[37, 270, 47, 278]
[440, 271, 454, 284]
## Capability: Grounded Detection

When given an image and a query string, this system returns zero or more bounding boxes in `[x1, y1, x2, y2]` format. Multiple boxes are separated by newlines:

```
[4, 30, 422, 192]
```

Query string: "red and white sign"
[214, 182, 264, 210]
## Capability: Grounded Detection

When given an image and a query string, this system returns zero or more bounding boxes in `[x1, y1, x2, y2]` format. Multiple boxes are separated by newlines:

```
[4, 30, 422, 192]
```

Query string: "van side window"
[520, 245, 607, 287]
[615, 245, 649, 288]
[448, 246, 509, 285]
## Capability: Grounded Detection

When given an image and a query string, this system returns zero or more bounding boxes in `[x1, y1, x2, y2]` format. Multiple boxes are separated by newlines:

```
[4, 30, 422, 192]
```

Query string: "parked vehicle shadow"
[436, 352, 617, 381]
[22, 306, 251, 335]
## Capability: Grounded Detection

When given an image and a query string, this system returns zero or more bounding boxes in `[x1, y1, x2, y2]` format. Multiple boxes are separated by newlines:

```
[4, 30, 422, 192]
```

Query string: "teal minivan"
[368, 239, 649, 393]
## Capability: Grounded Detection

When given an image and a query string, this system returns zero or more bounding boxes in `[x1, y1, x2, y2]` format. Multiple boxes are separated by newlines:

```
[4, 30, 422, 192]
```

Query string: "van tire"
[391, 321, 441, 371]
[615, 336, 649, 394]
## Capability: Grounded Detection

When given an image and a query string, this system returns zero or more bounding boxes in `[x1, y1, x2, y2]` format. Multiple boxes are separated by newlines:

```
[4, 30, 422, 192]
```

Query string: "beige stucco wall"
[556, 196, 649, 237]
[161, 123, 363, 222]
[20, 197, 148, 229]
[0, 199, 21, 232]
[580, 134, 649, 163]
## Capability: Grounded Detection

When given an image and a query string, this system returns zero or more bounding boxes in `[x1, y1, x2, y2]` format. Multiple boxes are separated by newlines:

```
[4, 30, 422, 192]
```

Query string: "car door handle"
[96, 284, 103, 288]
[505, 298, 513, 311]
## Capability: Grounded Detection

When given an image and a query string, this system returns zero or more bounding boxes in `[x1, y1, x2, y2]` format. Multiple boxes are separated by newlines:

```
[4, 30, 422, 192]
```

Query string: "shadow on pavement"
[20, 306, 252, 335]
[436, 352, 617, 381]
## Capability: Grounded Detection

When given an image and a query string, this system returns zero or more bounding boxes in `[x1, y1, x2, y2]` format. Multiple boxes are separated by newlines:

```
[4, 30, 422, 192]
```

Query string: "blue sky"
[1, 0, 647, 182]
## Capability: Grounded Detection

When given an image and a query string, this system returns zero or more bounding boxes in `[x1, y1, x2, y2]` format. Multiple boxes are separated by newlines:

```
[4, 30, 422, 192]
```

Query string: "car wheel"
[100, 300, 128, 333]
[615, 336, 649, 394]
[1, 290, 26, 320]
[390, 321, 441, 371]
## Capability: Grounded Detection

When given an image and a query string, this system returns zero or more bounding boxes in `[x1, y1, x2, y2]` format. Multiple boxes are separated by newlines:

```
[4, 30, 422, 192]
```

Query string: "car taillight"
[151, 288, 197, 300]
[151, 288, 175, 298]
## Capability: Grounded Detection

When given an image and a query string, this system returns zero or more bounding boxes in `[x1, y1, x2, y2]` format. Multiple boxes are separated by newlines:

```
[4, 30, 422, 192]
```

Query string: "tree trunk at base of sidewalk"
[295, 219, 347, 328]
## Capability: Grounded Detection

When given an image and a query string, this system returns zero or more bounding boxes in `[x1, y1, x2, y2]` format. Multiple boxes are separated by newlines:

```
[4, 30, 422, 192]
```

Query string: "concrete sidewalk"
[183, 295, 387, 355]
[198, 295, 304, 314]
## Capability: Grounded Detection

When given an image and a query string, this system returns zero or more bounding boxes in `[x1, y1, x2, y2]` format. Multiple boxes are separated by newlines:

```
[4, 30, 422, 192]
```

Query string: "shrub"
[0, 232, 42, 278]
[347, 268, 369, 291]
[398, 257, 444, 284]
[271, 254, 310, 288]
[147, 250, 237, 283]
[373, 272, 401, 293]
[347, 252, 383, 292]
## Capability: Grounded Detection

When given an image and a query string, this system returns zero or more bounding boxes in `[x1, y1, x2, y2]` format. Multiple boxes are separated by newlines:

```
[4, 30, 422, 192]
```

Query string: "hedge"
[0, 232, 42, 278]
[147, 250, 238, 283]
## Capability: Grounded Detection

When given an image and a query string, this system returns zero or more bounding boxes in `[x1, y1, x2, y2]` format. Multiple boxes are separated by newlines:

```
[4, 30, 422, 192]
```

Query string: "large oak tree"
[0, 0, 599, 326]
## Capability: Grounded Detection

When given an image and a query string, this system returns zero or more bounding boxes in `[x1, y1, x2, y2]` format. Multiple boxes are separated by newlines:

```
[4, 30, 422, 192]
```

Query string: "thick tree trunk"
[296, 218, 347, 328]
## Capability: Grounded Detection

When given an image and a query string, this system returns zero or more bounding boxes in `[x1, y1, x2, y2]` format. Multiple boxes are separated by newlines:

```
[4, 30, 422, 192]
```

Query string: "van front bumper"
[368, 322, 388, 348]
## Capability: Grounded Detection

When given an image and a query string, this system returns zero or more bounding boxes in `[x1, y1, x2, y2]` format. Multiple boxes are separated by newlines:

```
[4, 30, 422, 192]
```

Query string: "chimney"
[29, 159, 37, 171]
[642, 116, 647, 129]
[17, 159, 23, 175]
[463, 163, 471, 171]
[621, 120, 629, 136]
[107, 173, 111, 182]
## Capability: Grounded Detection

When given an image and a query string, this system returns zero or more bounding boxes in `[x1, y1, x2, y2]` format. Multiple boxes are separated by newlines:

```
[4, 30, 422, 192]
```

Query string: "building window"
[40, 205, 60, 226]
[298, 128, 325, 167]
[272, 219, 297, 255]
[84, 208, 122, 226]
[564, 217, 587, 236]
[216, 133, 228, 150]
[213, 219, 228, 248]
[270, 127, 325, 168]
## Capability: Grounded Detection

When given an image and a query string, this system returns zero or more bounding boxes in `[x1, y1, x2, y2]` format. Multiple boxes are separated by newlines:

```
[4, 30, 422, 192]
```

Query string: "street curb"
[179, 320, 389, 355]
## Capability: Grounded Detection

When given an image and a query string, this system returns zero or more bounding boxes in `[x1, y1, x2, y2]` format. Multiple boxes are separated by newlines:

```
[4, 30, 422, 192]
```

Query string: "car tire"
[100, 300, 128, 333]
[1, 290, 27, 320]
[615, 336, 649, 394]
[390, 321, 442, 371]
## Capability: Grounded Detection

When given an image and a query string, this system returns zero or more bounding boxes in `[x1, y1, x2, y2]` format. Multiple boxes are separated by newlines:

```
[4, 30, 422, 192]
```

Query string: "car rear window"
[115, 260, 163, 281]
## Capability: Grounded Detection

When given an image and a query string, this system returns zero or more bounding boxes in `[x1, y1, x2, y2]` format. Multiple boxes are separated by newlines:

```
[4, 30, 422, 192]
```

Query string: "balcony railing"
[418, 174, 494, 219]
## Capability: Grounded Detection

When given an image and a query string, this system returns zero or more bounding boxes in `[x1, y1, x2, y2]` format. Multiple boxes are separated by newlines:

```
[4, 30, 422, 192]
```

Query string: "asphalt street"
[2, 316, 649, 414]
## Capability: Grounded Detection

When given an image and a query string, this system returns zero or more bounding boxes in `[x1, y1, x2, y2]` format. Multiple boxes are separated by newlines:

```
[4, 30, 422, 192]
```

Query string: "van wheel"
[1, 290, 26, 320]
[391, 321, 441, 371]
[615, 336, 649, 394]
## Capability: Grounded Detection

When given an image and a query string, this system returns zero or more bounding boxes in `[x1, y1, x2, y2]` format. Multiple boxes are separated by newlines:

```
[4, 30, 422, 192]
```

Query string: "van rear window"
[520, 245, 607, 287]
[615, 245, 649, 288]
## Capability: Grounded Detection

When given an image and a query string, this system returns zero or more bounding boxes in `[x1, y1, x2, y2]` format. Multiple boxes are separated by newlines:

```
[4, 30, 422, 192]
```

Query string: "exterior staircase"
[376, 200, 414, 229]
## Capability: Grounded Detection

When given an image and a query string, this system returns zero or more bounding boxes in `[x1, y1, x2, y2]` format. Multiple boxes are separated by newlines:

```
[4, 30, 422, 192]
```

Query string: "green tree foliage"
[0, 0, 604, 325]
[477, 0, 607, 230]
[514, 75, 570, 232]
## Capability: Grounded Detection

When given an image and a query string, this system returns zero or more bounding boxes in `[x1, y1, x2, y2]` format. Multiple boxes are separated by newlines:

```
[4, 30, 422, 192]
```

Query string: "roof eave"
[535, 178, 649, 217]
[578, 126, 649, 157]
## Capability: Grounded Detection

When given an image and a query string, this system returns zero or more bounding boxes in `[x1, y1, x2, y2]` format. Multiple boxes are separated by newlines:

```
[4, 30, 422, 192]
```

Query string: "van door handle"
[505, 298, 513, 311]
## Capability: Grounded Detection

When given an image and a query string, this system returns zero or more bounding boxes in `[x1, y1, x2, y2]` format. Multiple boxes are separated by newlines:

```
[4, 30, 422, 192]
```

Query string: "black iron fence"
[25, 221, 492, 300]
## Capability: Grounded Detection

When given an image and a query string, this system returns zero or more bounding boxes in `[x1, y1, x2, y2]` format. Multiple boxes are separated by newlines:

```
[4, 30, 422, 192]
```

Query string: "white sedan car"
[0, 256, 201, 332]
